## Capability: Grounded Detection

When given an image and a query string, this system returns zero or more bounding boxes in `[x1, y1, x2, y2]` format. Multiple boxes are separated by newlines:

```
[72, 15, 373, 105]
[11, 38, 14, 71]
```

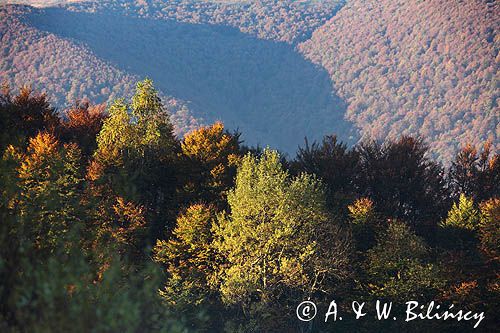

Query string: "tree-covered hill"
[298, 0, 499, 161]
[64, 0, 344, 44]
[2, 0, 498, 160]
[0, 5, 202, 136]
[1, 2, 353, 153]
[5, 0, 85, 7]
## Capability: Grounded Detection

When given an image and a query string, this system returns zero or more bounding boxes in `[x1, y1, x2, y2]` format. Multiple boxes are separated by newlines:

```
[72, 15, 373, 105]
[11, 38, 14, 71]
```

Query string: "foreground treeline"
[0, 80, 498, 332]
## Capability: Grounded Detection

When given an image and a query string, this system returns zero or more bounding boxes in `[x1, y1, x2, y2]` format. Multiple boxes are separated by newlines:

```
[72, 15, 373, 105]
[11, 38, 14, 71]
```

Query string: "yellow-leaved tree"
[214, 149, 351, 331]
[180, 122, 241, 207]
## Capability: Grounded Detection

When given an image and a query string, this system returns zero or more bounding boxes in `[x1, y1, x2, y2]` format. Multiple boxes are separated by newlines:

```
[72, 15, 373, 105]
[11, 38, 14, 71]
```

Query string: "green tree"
[1, 222, 187, 333]
[215, 149, 351, 330]
[0, 133, 188, 333]
[15, 132, 85, 254]
[93, 79, 179, 240]
[437, 194, 482, 256]
[348, 197, 377, 226]
[153, 204, 219, 308]
[479, 198, 500, 259]
[365, 221, 443, 301]
[440, 193, 480, 231]
[0, 133, 86, 325]
[95, 79, 176, 163]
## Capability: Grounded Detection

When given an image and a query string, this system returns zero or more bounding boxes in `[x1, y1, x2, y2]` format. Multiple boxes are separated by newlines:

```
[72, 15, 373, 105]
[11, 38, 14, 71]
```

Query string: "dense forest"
[0, 80, 498, 332]
[298, 0, 499, 161]
[0, 5, 202, 136]
[66, 0, 344, 44]
[1, 0, 498, 161]
[0, 2, 352, 153]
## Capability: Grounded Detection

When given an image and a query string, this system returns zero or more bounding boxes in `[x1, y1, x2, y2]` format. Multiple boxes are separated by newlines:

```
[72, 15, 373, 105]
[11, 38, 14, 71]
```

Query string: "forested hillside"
[1, 2, 353, 153]
[0, 5, 202, 135]
[1, 0, 498, 160]
[65, 0, 344, 44]
[0, 6, 135, 105]
[5, 0, 84, 7]
[299, 0, 499, 161]
[1, 1, 498, 331]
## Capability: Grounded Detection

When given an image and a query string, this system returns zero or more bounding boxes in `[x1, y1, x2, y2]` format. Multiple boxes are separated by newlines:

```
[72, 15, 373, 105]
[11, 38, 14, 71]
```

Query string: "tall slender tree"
[92, 79, 180, 240]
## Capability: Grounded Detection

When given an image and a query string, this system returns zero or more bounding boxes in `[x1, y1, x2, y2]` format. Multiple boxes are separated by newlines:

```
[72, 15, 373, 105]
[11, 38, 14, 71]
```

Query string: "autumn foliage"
[0, 81, 498, 332]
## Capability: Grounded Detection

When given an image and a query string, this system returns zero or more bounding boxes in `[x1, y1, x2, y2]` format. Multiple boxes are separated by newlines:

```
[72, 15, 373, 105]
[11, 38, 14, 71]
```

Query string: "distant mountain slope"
[5, 1, 84, 7]
[299, 0, 499, 160]
[65, 0, 344, 44]
[0, 6, 134, 106]
[1, 3, 353, 152]
[2, 0, 498, 160]
[0, 5, 201, 135]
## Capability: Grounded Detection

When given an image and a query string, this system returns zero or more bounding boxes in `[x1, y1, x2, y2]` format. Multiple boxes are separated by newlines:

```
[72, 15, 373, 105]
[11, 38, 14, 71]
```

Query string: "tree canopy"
[0, 81, 498, 332]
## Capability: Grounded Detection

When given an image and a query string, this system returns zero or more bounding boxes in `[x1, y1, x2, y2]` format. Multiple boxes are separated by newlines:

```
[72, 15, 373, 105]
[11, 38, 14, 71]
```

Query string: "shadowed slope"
[24, 7, 356, 152]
